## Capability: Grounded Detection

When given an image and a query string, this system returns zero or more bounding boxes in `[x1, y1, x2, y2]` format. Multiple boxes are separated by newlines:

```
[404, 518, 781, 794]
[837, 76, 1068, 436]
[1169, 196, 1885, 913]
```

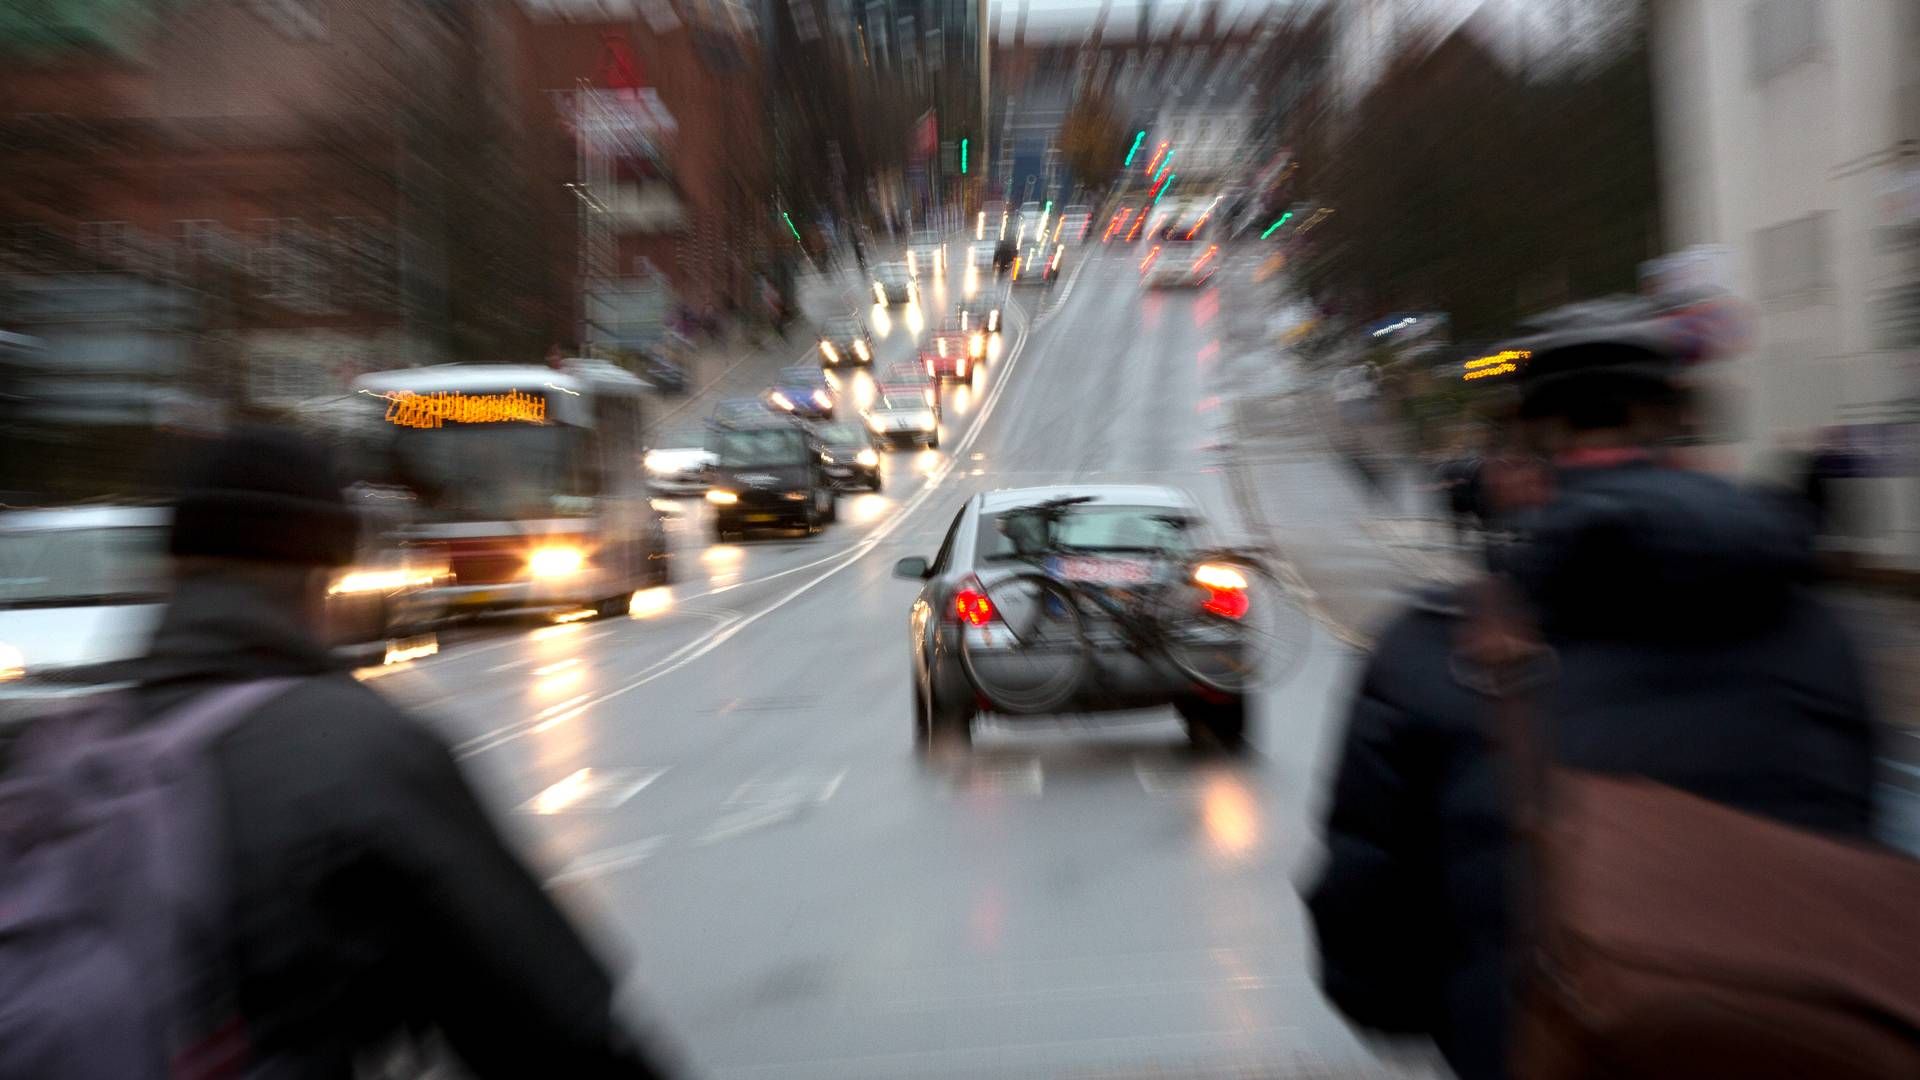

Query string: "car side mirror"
[893, 556, 931, 580]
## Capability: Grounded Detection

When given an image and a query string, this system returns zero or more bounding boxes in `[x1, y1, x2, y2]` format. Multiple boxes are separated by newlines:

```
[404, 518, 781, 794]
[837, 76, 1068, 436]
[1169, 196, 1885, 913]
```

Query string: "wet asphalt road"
[365, 247, 1412, 1078]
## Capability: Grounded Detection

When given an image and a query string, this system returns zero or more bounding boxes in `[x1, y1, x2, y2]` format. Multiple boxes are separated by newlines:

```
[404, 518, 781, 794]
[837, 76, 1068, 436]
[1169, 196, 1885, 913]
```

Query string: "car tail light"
[951, 577, 996, 626]
[1193, 562, 1249, 620]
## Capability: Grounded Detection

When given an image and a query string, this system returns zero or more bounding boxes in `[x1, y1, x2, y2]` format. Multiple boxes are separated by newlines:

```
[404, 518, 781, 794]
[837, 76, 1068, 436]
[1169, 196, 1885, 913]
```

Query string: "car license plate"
[826, 466, 851, 477]
[463, 590, 501, 606]
[1048, 556, 1153, 585]
[746, 513, 778, 523]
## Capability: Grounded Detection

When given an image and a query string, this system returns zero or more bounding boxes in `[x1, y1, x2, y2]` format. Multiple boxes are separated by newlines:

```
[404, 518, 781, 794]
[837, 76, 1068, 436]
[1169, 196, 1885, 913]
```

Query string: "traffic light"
[1124, 130, 1146, 167]
[1260, 212, 1292, 239]
[960, 138, 968, 174]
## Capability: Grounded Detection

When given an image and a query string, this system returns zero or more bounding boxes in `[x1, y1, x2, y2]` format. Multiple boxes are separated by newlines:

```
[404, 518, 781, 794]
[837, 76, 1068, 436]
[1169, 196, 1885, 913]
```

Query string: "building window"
[1748, 0, 1822, 82]
[1754, 211, 1832, 303]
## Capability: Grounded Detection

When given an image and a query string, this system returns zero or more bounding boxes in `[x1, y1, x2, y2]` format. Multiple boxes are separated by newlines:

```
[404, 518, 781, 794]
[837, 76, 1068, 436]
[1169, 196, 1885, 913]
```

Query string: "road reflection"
[700, 544, 744, 588]
[628, 585, 673, 619]
[1200, 772, 1260, 858]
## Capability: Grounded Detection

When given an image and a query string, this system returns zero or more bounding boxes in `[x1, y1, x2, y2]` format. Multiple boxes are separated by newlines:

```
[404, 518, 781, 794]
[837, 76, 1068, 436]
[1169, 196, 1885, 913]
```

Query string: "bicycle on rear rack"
[957, 496, 1310, 715]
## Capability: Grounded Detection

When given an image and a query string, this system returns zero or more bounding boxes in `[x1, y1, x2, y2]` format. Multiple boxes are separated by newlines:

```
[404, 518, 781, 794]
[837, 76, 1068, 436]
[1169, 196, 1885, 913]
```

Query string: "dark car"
[814, 420, 884, 492]
[891, 484, 1253, 751]
[767, 364, 836, 420]
[818, 314, 874, 367]
[873, 263, 917, 306]
[704, 414, 837, 540]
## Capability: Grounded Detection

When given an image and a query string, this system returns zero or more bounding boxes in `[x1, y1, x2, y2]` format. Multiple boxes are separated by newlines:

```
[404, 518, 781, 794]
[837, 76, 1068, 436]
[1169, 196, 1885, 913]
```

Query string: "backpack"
[0, 679, 297, 1080]
[1455, 580, 1920, 1078]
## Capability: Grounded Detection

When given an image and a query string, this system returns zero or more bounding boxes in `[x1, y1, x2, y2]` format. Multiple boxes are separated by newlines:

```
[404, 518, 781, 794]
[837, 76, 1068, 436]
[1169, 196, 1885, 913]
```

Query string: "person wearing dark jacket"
[133, 427, 680, 1078]
[1304, 328, 1880, 1080]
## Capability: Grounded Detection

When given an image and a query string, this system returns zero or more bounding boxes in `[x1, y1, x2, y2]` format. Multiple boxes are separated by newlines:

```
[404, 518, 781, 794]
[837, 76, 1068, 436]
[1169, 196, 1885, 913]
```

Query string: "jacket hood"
[1499, 464, 1813, 639]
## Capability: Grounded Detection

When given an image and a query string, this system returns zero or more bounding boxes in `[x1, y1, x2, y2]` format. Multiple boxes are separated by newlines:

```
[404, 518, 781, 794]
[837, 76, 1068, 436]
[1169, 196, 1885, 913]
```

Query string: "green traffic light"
[960, 138, 968, 174]
[782, 212, 802, 242]
[1124, 130, 1146, 166]
[1260, 212, 1292, 239]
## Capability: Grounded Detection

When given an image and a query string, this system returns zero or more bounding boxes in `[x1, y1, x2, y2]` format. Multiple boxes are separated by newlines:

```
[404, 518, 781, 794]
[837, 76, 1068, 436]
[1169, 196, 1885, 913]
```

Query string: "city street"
[361, 246, 1429, 1079]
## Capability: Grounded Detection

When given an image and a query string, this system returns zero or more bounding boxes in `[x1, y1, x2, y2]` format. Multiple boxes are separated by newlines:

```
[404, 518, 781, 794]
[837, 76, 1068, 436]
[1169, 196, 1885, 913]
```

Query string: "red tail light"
[954, 587, 995, 626]
[1202, 587, 1249, 620]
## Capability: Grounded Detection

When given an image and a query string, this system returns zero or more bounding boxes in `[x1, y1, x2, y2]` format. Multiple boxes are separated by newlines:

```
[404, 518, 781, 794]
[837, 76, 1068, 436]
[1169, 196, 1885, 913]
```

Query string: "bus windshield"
[388, 423, 595, 519]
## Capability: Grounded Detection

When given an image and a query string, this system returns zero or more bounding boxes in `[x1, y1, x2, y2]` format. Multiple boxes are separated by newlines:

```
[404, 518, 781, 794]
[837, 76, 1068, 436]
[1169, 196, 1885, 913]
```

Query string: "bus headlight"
[528, 545, 587, 578]
[706, 489, 739, 505]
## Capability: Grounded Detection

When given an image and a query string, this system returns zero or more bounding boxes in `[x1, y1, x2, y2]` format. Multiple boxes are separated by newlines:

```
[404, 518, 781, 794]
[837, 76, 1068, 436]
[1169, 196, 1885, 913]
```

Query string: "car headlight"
[812, 389, 833, 408]
[874, 282, 887, 303]
[0, 642, 24, 682]
[820, 340, 839, 363]
[969, 332, 985, 358]
[769, 391, 795, 411]
[915, 410, 937, 430]
[856, 448, 879, 467]
[330, 568, 433, 595]
[853, 339, 870, 361]
[528, 545, 587, 578]
[706, 488, 739, 505]
[782, 491, 808, 501]
[868, 415, 886, 433]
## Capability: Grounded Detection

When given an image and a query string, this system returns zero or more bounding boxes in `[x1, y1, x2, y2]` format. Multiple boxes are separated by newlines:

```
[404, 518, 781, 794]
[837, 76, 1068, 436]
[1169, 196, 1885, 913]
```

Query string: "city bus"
[339, 359, 671, 619]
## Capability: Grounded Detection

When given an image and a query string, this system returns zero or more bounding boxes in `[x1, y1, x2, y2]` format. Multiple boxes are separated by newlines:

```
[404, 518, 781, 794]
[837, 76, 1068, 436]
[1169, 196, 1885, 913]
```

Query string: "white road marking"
[544, 835, 668, 885]
[519, 766, 667, 815]
[693, 768, 849, 846]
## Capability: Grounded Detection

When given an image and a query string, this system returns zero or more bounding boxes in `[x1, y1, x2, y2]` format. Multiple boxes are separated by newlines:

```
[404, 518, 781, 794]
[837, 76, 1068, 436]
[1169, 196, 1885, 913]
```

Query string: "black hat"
[1498, 298, 1696, 426]
[169, 425, 360, 566]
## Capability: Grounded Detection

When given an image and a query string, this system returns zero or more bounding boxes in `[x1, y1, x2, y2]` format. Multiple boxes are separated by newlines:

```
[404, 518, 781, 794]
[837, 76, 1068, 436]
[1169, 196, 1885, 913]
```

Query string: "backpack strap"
[147, 678, 303, 766]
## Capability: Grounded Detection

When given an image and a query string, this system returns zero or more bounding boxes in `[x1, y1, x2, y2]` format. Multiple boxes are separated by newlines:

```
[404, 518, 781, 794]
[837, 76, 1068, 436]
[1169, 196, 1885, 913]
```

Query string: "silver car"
[645, 427, 717, 495]
[892, 484, 1254, 752]
[0, 506, 170, 688]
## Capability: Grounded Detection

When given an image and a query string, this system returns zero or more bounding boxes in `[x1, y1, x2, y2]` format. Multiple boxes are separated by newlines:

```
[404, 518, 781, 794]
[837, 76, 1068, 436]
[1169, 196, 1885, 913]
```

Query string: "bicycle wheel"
[1153, 555, 1311, 696]
[959, 572, 1092, 713]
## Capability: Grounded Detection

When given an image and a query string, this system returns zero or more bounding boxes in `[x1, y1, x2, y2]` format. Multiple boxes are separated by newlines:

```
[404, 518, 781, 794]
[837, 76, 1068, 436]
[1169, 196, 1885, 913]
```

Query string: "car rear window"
[710, 429, 804, 465]
[974, 504, 1195, 561]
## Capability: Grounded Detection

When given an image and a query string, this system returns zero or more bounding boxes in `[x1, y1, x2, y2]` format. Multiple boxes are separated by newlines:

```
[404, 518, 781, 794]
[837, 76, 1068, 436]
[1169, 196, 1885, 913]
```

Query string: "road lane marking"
[519, 766, 667, 814]
[544, 835, 667, 885]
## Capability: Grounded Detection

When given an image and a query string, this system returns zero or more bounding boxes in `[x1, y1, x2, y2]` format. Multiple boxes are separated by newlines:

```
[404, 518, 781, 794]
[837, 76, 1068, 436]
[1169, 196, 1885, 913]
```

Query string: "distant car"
[814, 419, 885, 492]
[892, 484, 1253, 751]
[968, 244, 995, 270]
[957, 301, 1002, 338]
[1140, 242, 1220, 289]
[879, 360, 939, 418]
[924, 323, 982, 383]
[873, 263, 917, 306]
[863, 382, 941, 450]
[644, 425, 716, 495]
[1013, 242, 1064, 287]
[906, 233, 947, 280]
[818, 314, 874, 367]
[704, 413, 837, 540]
[1059, 204, 1094, 242]
[768, 364, 836, 419]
